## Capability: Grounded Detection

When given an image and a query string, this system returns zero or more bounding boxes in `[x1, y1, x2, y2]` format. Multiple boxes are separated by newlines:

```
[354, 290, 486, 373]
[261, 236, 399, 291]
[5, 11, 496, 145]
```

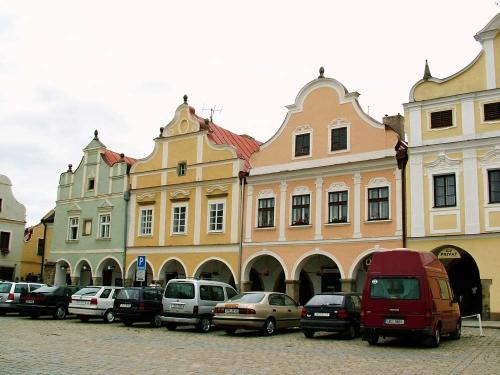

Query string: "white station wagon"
[69, 286, 122, 323]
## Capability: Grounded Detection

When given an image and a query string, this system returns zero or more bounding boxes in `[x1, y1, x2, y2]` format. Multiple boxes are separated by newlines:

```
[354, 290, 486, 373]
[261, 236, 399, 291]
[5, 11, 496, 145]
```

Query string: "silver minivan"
[0, 282, 45, 315]
[161, 279, 237, 332]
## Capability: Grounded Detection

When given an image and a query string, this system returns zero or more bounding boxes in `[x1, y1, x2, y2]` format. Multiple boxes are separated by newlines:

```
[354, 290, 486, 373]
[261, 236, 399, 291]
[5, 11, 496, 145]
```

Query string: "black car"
[114, 287, 164, 327]
[19, 285, 82, 319]
[300, 292, 361, 339]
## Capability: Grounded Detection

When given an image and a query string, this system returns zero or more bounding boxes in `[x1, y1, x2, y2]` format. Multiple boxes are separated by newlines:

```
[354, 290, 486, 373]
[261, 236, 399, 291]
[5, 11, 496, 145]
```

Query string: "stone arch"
[192, 257, 237, 287]
[73, 258, 94, 278]
[73, 258, 94, 286]
[158, 257, 188, 285]
[348, 247, 380, 292]
[95, 256, 124, 278]
[54, 259, 72, 286]
[242, 250, 289, 282]
[291, 249, 345, 280]
[125, 259, 155, 286]
[95, 256, 124, 286]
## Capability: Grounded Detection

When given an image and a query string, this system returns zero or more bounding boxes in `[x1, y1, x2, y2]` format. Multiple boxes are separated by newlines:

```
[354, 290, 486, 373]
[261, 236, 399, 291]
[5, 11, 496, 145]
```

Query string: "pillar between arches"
[71, 277, 80, 286]
[93, 277, 103, 286]
[481, 279, 492, 320]
[340, 278, 355, 293]
[240, 281, 252, 293]
[286, 280, 300, 302]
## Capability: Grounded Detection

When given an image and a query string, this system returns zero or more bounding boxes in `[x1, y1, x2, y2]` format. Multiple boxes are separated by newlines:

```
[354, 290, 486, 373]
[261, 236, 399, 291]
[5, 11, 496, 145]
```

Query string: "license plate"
[120, 303, 131, 308]
[314, 312, 330, 317]
[225, 308, 239, 314]
[77, 300, 88, 304]
[384, 318, 404, 325]
[26, 300, 34, 304]
[170, 304, 184, 310]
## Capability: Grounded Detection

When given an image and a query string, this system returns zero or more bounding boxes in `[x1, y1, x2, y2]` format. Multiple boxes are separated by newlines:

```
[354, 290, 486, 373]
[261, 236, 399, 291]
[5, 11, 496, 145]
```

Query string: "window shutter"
[484, 102, 500, 121]
[430, 110, 453, 128]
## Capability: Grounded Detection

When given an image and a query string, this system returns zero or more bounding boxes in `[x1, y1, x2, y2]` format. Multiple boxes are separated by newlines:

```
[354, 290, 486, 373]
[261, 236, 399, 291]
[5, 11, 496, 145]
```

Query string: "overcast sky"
[0, 1, 498, 225]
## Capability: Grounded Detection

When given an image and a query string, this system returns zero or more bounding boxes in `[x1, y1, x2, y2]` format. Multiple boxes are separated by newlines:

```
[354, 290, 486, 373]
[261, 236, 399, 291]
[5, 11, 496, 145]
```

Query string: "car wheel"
[166, 323, 177, 331]
[261, 318, 276, 336]
[54, 306, 67, 320]
[344, 325, 356, 339]
[225, 328, 236, 335]
[151, 314, 162, 328]
[303, 329, 315, 338]
[79, 316, 90, 322]
[450, 321, 461, 340]
[367, 333, 379, 345]
[425, 326, 441, 348]
[197, 317, 211, 333]
[103, 310, 115, 323]
[123, 319, 133, 326]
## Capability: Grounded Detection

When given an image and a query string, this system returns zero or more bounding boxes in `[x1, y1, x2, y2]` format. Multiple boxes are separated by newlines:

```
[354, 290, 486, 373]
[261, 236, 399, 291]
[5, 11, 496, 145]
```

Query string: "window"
[172, 205, 187, 234]
[225, 287, 237, 299]
[99, 214, 111, 238]
[269, 294, 285, 306]
[433, 174, 456, 208]
[83, 219, 92, 236]
[68, 217, 79, 240]
[257, 198, 275, 228]
[430, 110, 453, 129]
[438, 279, 451, 300]
[14, 284, 28, 294]
[165, 282, 195, 299]
[100, 289, 112, 299]
[140, 208, 153, 236]
[370, 278, 420, 300]
[88, 178, 95, 190]
[208, 202, 224, 232]
[331, 127, 347, 151]
[484, 102, 500, 121]
[489, 170, 500, 203]
[0, 232, 10, 252]
[368, 187, 389, 220]
[177, 162, 187, 176]
[294, 133, 310, 157]
[292, 194, 310, 225]
[200, 285, 225, 301]
[328, 191, 348, 223]
[37, 238, 44, 256]
[284, 295, 297, 306]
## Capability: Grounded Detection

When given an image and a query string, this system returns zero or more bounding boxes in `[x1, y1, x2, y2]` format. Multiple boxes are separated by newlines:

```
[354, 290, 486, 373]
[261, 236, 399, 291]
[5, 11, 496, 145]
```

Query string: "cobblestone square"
[1, 315, 499, 375]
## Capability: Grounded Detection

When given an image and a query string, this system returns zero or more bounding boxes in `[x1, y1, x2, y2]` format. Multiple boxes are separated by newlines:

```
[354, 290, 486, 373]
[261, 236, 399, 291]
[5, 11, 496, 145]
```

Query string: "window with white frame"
[488, 170, 500, 204]
[208, 201, 224, 232]
[68, 217, 79, 240]
[368, 187, 389, 221]
[258, 198, 275, 228]
[292, 194, 310, 225]
[331, 127, 348, 152]
[294, 133, 310, 157]
[328, 191, 348, 223]
[99, 214, 111, 238]
[172, 204, 187, 234]
[139, 208, 153, 236]
[433, 174, 456, 208]
[0, 231, 10, 252]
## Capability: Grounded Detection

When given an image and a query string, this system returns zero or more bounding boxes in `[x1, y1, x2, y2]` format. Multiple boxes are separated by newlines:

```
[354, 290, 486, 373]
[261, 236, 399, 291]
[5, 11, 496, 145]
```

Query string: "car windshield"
[165, 282, 195, 299]
[33, 286, 60, 294]
[227, 293, 266, 303]
[306, 294, 344, 306]
[116, 289, 140, 300]
[370, 278, 420, 300]
[0, 282, 12, 293]
[73, 287, 101, 296]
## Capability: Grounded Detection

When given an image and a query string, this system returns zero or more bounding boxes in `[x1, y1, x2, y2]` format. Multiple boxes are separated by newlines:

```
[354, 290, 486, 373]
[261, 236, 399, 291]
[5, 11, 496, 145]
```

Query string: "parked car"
[69, 286, 122, 323]
[300, 292, 361, 339]
[114, 287, 164, 327]
[161, 279, 237, 333]
[361, 249, 461, 347]
[19, 285, 82, 319]
[0, 282, 45, 315]
[213, 292, 301, 336]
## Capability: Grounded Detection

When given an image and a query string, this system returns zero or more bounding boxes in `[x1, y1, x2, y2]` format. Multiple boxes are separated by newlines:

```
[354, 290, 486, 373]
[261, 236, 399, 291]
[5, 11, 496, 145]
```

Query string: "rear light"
[214, 307, 224, 314]
[301, 308, 307, 318]
[139, 302, 145, 311]
[239, 308, 256, 314]
[90, 298, 98, 305]
[360, 309, 365, 317]
[7, 293, 14, 301]
[193, 306, 198, 314]
[338, 308, 348, 319]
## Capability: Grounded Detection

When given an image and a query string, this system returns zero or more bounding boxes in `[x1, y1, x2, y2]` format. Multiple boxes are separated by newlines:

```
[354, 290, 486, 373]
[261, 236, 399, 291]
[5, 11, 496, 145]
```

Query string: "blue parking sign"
[137, 255, 146, 271]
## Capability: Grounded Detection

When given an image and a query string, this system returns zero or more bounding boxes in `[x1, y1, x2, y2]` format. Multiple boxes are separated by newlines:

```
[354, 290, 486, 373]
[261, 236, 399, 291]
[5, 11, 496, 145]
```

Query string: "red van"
[360, 249, 461, 347]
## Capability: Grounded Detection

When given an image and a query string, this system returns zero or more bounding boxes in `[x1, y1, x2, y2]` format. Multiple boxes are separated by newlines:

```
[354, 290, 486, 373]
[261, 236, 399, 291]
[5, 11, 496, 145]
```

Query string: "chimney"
[383, 113, 405, 138]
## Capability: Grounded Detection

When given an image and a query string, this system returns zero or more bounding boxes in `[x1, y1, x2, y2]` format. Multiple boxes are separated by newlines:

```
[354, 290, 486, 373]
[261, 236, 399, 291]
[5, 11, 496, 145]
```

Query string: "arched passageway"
[74, 260, 93, 286]
[127, 261, 154, 286]
[352, 253, 375, 293]
[244, 255, 285, 293]
[96, 257, 123, 286]
[54, 260, 71, 286]
[194, 259, 236, 288]
[159, 259, 187, 286]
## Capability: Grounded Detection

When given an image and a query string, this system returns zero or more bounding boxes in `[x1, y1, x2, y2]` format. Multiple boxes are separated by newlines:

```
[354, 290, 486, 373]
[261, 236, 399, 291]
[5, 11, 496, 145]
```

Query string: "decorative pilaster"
[314, 177, 323, 240]
[463, 149, 480, 234]
[279, 181, 287, 241]
[353, 173, 362, 238]
[285, 280, 300, 302]
[245, 185, 253, 242]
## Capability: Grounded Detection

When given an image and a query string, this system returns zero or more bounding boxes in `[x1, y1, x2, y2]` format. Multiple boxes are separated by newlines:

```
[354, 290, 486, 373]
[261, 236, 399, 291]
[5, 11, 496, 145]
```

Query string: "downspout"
[123, 189, 130, 286]
[237, 171, 247, 293]
[40, 219, 47, 282]
[395, 138, 408, 248]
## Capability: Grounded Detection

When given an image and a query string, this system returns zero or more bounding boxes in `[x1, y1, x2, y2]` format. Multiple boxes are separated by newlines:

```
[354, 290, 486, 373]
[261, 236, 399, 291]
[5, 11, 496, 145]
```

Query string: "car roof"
[167, 279, 234, 287]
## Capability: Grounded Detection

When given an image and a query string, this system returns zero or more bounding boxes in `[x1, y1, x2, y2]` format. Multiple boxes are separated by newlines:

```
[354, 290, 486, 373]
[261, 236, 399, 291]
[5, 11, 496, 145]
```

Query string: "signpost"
[136, 255, 146, 285]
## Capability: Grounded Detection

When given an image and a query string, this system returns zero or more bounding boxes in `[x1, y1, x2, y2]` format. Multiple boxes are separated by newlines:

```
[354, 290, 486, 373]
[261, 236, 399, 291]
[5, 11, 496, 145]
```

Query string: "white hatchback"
[69, 286, 122, 323]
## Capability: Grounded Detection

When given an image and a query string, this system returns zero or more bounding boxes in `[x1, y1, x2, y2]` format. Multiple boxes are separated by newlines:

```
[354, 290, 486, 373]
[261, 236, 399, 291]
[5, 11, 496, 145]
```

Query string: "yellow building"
[125, 96, 260, 287]
[403, 14, 500, 319]
[20, 210, 54, 281]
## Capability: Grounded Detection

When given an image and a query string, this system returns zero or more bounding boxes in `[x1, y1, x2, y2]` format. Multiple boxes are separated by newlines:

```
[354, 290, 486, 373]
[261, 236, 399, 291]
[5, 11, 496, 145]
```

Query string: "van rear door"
[366, 277, 427, 329]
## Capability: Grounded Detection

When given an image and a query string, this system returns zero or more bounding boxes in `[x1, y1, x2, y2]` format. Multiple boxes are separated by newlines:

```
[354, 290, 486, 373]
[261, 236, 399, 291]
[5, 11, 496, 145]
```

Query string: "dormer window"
[331, 127, 348, 151]
[177, 162, 187, 176]
[88, 178, 95, 190]
[430, 110, 453, 129]
[484, 102, 500, 121]
[294, 133, 310, 157]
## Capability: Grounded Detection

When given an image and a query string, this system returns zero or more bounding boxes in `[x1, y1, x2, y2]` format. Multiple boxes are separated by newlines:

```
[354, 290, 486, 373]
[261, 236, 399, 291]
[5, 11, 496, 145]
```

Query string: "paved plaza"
[0, 316, 499, 375]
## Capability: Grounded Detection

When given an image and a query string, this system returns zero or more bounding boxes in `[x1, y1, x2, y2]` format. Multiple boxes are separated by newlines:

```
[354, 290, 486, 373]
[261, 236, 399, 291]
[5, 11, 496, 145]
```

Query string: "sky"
[0, 0, 498, 225]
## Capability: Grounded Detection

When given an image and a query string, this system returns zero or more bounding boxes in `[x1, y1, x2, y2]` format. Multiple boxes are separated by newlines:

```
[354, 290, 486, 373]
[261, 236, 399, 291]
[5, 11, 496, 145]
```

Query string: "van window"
[165, 282, 195, 299]
[117, 289, 140, 300]
[370, 278, 420, 300]
[200, 285, 225, 301]
[438, 279, 451, 300]
[225, 287, 237, 299]
[14, 284, 29, 294]
[0, 282, 12, 293]
[144, 289, 161, 301]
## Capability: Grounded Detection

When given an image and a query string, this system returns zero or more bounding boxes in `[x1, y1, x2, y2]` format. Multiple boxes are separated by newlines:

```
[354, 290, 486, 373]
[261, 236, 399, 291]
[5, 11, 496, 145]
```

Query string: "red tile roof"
[102, 150, 136, 167]
[191, 110, 261, 171]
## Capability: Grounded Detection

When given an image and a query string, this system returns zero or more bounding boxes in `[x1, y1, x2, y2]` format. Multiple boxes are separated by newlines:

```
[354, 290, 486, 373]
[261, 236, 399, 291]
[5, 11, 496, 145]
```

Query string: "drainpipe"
[395, 139, 408, 248]
[123, 190, 130, 286]
[40, 219, 47, 282]
[237, 171, 247, 293]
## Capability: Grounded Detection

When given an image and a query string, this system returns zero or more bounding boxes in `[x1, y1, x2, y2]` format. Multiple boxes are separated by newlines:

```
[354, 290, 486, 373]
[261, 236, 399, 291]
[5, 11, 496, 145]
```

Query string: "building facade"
[404, 14, 500, 319]
[242, 72, 404, 304]
[126, 96, 260, 287]
[0, 174, 26, 281]
[47, 131, 135, 286]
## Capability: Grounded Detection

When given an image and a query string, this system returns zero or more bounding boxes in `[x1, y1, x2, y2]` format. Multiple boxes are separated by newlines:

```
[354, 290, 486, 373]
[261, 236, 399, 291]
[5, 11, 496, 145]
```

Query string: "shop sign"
[437, 248, 461, 259]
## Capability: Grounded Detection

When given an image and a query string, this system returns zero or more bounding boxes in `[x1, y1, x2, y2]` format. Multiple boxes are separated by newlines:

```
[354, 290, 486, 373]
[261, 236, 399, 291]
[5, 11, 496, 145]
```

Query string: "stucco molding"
[169, 189, 191, 199]
[424, 152, 462, 175]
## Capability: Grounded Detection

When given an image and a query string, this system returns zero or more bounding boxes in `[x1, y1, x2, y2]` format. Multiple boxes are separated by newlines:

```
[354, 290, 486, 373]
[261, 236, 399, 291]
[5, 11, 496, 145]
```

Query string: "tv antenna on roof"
[201, 105, 223, 122]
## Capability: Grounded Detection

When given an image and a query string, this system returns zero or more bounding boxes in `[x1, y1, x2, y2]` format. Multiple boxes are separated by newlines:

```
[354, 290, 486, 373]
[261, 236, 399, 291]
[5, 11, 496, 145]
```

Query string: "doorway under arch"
[194, 259, 236, 288]
[245, 255, 285, 293]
